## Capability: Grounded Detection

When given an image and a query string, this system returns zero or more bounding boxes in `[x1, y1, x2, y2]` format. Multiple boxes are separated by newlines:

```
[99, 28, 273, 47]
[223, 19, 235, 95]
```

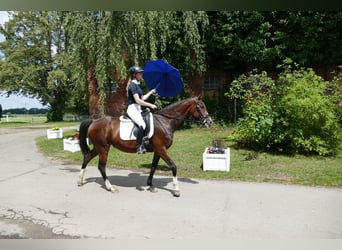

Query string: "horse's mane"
[158, 97, 194, 114]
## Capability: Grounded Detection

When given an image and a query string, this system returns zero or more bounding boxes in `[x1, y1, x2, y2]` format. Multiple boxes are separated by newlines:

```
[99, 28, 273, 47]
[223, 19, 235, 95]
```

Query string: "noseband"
[194, 97, 210, 126]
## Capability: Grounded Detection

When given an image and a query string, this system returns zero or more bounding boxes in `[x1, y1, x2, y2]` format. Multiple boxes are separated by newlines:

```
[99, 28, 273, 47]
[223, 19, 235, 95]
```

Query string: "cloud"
[0, 11, 9, 25]
[0, 11, 9, 42]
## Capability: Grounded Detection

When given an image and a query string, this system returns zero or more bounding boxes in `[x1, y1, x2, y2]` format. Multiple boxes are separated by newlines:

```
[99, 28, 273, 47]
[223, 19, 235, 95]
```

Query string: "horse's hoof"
[172, 190, 181, 197]
[110, 187, 119, 193]
[77, 181, 83, 187]
[147, 186, 158, 193]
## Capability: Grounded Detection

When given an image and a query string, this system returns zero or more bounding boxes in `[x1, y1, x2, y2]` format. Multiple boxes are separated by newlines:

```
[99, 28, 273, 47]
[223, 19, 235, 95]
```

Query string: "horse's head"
[190, 96, 213, 128]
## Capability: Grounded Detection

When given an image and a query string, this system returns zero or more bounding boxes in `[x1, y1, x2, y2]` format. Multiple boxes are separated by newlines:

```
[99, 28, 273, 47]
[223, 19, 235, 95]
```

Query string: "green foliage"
[229, 68, 341, 156]
[277, 68, 341, 155]
[207, 11, 342, 72]
[64, 11, 208, 115]
[327, 68, 342, 125]
[0, 11, 71, 121]
[228, 71, 279, 149]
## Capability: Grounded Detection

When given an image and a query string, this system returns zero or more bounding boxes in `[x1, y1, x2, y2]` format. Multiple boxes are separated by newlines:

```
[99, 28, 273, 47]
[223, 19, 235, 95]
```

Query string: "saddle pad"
[119, 113, 154, 140]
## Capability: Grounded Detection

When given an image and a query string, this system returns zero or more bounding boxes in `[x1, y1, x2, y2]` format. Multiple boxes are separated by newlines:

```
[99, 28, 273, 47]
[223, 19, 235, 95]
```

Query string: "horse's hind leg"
[147, 153, 160, 193]
[98, 147, 119, 193]
[78, 149, 98, 186]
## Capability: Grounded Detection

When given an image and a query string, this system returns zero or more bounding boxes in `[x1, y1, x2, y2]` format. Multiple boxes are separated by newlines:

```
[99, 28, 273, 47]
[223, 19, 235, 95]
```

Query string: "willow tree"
[64, 11, 208, 118]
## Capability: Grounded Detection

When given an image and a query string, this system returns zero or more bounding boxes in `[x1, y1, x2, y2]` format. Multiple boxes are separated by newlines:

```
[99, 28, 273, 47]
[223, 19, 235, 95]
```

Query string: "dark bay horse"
[78, 96, 212, 197]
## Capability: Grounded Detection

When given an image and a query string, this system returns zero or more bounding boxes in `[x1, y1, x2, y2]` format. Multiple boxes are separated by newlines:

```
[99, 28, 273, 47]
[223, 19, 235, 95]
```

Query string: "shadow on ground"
[84, 172, 199, 195]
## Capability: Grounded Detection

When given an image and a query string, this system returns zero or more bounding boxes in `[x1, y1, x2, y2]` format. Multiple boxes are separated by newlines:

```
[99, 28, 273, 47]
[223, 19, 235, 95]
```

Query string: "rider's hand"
[150, 104, 157, 110]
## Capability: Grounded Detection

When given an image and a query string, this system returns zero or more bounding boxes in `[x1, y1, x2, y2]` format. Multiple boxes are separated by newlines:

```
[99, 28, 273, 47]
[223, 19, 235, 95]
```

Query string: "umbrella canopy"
[143, 59, 184, 97]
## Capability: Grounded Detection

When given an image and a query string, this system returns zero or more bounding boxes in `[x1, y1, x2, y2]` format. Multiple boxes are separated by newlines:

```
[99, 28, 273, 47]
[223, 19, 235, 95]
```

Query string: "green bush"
[327, 69, 342, 125]
[228, 71, 280, 149]
[277, 68, 341, 155]
[229, 68, 341, 155]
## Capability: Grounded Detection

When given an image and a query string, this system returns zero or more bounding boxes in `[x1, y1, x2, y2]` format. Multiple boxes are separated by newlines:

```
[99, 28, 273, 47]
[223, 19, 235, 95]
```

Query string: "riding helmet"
[129, 66, 144, 78]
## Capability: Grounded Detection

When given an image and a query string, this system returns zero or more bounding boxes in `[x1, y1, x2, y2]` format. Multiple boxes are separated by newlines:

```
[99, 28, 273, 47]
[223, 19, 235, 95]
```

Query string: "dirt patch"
[256, 173, 292, 183]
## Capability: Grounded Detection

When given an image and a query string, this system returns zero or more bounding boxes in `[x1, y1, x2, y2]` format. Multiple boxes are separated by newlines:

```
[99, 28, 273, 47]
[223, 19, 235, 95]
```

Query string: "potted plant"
[203, 139, 230, 171]
[47, 127, 63, 139]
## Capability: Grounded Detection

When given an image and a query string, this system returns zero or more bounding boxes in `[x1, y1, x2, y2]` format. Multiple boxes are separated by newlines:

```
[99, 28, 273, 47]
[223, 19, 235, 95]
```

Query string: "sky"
[0, 11, 46, 110]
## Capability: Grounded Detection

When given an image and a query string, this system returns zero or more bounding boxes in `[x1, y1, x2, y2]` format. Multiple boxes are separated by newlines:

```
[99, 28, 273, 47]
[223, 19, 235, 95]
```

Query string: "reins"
[153, 97, 209, 125]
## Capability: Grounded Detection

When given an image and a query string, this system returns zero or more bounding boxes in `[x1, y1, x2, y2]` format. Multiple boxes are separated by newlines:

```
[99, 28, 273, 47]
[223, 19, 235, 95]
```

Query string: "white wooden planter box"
[203, 147, 230, 172]
[63, 138, 89, 153]
[63, 139, 81, 153]
[47, 129, 63, 139]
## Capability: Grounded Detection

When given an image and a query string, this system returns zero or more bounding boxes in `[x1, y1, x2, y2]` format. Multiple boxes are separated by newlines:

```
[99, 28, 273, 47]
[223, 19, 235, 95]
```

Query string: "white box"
[63, 138, 89, 153]
[47, 129, 63, 139]
[63, 138, 80, 153]
[203, 147, 230, 171]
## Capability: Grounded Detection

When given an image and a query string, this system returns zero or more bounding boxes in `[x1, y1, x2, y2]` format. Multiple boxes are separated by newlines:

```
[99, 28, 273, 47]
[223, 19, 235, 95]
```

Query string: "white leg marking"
[78, 169, 85, 186]
[173, 176, 180, 191]
[105, 179, 119, 193]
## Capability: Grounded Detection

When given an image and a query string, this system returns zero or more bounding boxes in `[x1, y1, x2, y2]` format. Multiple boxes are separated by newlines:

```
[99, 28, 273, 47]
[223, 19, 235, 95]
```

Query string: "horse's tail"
[79, 119, 93, 155]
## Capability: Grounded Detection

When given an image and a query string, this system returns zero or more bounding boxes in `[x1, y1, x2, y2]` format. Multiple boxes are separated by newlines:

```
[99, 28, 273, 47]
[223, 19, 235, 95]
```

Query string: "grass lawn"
[0, 114, 80, 128]
[0, 114, 47, 126]
[36, 125, 342, 188]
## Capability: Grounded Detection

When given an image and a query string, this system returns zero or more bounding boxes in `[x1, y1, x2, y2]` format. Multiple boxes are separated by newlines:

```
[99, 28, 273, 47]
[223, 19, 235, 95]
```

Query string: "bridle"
[193, 97, 211, 126]
[153, 97, 211, 126]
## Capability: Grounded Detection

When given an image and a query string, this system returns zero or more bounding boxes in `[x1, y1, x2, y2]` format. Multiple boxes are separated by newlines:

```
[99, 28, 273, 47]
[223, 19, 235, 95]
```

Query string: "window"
[105, 79, 117, 93]
[203, 75, 220, 90]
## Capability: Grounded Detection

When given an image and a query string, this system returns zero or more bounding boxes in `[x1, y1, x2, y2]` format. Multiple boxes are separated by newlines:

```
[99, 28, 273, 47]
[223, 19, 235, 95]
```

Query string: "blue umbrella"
[143, 59, 184, 97]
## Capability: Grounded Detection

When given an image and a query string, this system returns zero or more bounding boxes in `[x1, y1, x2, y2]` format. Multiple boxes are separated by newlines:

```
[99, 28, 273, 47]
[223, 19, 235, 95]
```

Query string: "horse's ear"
[197, 95, 202, 100]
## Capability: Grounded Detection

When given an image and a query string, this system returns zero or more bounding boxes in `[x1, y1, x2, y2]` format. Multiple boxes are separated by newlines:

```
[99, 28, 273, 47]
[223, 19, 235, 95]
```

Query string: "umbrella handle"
[152, 83, 161, 97]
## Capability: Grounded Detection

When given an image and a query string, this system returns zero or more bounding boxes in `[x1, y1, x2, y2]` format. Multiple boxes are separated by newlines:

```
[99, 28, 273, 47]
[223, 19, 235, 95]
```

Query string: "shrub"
[276, 68, 341, 155]
[229, 68, 341, 155]
[228, 71, 280, 149]
[327, 68, 342, 125]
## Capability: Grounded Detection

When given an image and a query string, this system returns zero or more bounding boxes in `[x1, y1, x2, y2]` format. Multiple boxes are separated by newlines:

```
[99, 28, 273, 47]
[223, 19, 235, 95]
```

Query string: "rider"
[127, 65, 157, 154]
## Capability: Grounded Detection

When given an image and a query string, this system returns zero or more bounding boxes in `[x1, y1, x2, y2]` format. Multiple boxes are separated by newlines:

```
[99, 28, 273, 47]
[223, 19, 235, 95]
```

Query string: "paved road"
[0, 126, 342, 239]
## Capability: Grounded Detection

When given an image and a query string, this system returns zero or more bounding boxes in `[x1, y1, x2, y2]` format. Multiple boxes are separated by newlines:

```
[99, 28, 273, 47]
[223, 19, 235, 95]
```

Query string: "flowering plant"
[207, 139, 225, 154]
[72, 133, 79, 140]
[50, 127, 60, 131]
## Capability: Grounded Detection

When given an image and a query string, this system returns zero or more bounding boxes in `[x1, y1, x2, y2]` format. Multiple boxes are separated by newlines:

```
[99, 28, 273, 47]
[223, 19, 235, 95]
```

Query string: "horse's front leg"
[147, 153, 160, 193]
[170, 160, 180, 197]
[157, 151, 181, 197]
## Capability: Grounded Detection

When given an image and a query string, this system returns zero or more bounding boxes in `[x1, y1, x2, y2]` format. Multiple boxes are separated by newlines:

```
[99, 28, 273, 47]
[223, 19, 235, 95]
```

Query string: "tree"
[64, 11, 209, 117]
[64, 11, 165, 118]
[0, 11, 71, 121]
[271, 11, 342, 67]
[207, 11, 280, 73]
[207, 11, 342, 73]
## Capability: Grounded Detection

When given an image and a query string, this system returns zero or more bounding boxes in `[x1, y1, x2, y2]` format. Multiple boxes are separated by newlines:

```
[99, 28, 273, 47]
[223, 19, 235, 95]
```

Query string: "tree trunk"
[87, 66, 101, 119]
[88, 66, 129, 119]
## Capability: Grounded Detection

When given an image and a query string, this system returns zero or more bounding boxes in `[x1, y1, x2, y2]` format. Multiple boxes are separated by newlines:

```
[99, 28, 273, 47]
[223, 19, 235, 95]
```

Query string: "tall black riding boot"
[136, 126, 146, 154]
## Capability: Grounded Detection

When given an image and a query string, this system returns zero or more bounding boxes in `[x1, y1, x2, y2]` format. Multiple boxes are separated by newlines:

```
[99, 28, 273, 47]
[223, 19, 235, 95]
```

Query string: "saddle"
[119, 109, 154, 141]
